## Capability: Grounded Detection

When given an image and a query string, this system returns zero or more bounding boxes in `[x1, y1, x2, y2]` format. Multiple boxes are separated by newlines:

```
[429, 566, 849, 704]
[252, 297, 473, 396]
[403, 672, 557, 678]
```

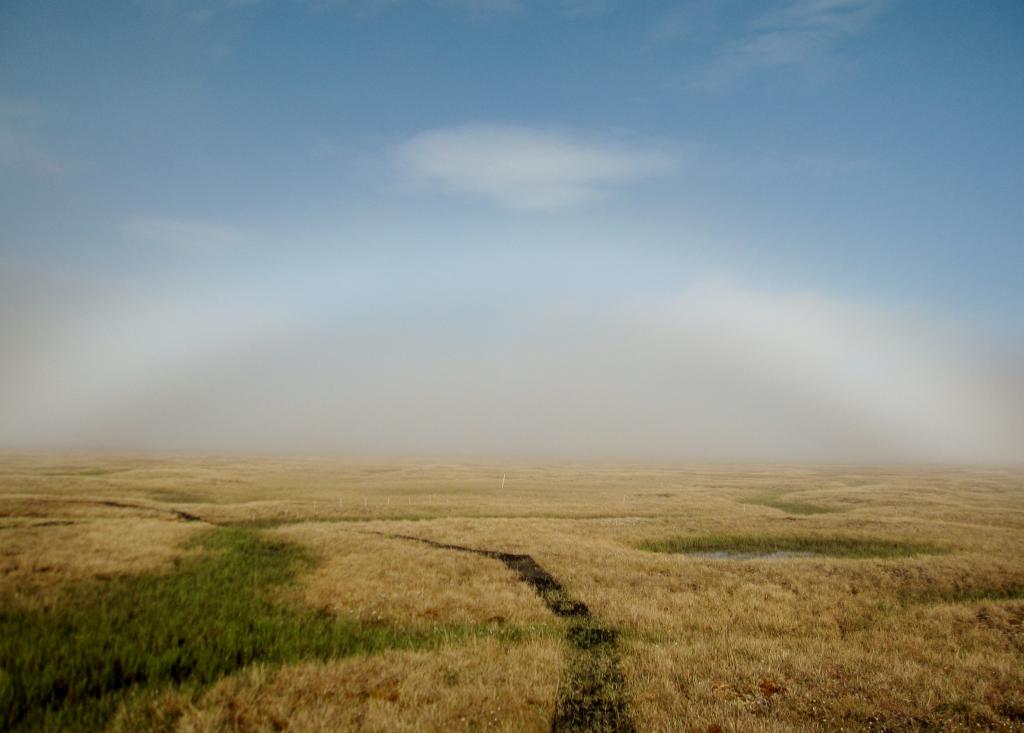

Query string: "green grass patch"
[739, 492, 838, 515]
[0, 527, 505, 732]
[639, 533, 940, 559]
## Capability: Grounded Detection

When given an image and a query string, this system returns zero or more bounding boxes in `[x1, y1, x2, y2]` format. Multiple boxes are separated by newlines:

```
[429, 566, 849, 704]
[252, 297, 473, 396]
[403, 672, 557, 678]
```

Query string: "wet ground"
[689, 550, 817, 561]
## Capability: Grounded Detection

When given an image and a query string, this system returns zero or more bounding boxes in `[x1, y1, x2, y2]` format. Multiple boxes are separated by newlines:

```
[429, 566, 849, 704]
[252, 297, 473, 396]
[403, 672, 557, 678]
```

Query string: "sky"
[1, 0, 1022, 462]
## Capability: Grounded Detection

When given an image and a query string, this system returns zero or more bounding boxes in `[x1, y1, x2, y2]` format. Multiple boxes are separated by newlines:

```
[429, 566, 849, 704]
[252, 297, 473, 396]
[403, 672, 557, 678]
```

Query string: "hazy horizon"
[2, 1, 1022, 463]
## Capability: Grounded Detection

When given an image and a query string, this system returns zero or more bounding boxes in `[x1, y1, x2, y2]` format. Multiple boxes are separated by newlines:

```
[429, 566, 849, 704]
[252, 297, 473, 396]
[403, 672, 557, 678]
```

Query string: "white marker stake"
[501, 473, 506, 490]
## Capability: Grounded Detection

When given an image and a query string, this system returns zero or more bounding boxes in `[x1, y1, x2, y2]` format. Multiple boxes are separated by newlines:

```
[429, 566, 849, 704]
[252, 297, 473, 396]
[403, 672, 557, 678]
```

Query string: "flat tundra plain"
[1, 456, 1023, 732]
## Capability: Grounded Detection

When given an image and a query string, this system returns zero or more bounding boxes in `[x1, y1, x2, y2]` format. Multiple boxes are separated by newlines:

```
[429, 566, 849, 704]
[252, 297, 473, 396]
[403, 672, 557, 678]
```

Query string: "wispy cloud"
[121, 217, 244, 251]
[397, 124, 675, 209]
[560, 0, 615, 17]
[0, 99, 63, 174]
[301, 0, 520, 17]
[433, 0, 519, 12]
[649, 0, 719, 45]
[690, 0, 892, 91]
[185, 0, 263, 23]
[152, 0, 627, 24]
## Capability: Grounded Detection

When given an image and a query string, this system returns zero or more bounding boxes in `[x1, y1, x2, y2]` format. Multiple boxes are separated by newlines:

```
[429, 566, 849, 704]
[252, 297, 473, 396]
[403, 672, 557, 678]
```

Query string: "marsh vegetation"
[639, 533, 940, 559]
[1, 456, 1023, 731]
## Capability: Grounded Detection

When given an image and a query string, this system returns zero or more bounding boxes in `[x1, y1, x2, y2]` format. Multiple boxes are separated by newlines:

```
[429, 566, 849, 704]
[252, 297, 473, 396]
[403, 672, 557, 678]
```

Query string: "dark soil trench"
[95, 500, 203, 522]
[385, 534, 635, 733]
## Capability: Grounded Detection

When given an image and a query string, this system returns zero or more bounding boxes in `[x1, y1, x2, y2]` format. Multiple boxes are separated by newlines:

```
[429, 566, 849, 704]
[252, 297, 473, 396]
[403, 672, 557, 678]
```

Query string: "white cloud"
[397, 124, 675, 209]
[122, 217, 244, 251]
[692, 0, 891, 90]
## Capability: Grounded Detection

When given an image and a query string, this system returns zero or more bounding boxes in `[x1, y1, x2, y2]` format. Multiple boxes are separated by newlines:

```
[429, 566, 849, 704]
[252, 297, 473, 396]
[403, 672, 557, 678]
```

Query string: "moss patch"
[639, 534, 941, 559]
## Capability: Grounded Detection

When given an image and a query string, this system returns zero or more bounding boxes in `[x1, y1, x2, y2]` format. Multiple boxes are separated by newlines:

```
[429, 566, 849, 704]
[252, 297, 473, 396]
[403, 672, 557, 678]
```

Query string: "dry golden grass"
[268, 523, 553, 628]
[1, 453, 1023, 731]
[0, 517, 203, 606]
[109, 637, 561, 733]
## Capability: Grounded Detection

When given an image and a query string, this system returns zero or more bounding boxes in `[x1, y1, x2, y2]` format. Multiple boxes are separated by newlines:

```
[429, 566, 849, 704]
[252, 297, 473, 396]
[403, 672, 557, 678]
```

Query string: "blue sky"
[1, 1, 1022, 461]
